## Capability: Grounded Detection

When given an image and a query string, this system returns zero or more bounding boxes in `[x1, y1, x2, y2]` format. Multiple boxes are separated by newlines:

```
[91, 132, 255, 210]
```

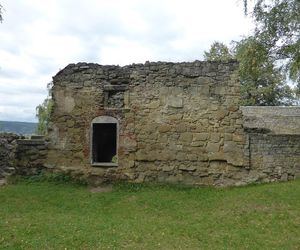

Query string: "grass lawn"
[0, 178, 299, 250]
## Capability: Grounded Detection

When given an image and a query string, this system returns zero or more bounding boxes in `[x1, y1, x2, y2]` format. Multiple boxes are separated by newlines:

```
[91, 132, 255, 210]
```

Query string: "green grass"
[0, 179, 299, 250]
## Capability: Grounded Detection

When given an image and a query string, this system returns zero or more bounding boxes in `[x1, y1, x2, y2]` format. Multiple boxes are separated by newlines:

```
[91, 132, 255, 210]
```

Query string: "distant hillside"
[0, 121, 37, 135]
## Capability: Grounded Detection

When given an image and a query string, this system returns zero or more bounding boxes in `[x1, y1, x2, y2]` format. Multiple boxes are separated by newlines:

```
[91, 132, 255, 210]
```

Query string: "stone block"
[168, 113, 183, 121]
[224, 133, 232, 141]
[158, 152, 172, 161]
[197, 154, 209, 161]
[186, 153, 198, 161]
[193, 133, 209, 141]
[232, 133, 245, 143]
[191, 141, 205, 147]
[197, 85, 210, 95]
[223, 141, 238, 153]
[179, 165, 196, 171]
[216, 110, 229, 120]
[209, 152, 225, 161]
[179, 132, 193, 143]
[206, 142, 220, 152]
[210, 133, 221, 143]
[176, 152, 186, 161]
[175, 123, 187, 132]
[162, 166, 174, 172]
[158, 124, 172, 133]
[167, 96, 183, 108]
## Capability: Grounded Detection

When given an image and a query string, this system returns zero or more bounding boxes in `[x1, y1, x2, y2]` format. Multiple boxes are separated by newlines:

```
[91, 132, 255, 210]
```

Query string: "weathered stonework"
[46, 61, 249, 186]
[0, 133, 47, 180]
[241, 106, 300, 134]
[248, 134, 300, 182]
[242, 106, 300, 183]
[1, 61, 299, 187]
[14, 136, 48, 176]
[0, 133, 20, 178]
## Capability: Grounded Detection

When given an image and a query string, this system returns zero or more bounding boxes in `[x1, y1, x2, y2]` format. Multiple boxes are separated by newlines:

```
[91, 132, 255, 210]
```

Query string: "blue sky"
[0, 0, 253, 122]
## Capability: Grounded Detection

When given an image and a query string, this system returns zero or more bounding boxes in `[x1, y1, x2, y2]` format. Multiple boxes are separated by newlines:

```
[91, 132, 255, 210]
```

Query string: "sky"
[0, 0, 254, 122]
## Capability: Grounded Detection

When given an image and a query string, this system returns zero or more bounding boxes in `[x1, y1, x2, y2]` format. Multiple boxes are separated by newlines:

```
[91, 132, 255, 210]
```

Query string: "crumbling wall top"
[53, 60, 239, 84]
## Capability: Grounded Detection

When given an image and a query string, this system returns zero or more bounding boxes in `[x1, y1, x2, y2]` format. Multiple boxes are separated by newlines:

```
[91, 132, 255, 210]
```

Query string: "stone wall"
[241, 106, 300, 134]
[242, 106, 300, 183]
[45, 61, 300, 186]
[14, 136, 48, 176]
[2, 62, 300, 187]
[0, 133, 20, 178]
[249, 133, 300, 182]
[0, 133, 47, 179]
[47, 60, 249, 186]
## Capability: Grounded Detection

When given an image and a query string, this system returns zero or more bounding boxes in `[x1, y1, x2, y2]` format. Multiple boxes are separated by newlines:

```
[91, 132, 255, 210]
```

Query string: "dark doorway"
[92, 123, 117, 163]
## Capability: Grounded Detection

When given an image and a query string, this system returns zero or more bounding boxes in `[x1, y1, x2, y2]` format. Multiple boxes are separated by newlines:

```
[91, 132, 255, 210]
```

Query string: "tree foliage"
[234, 37, 294, 105]
[203, 0, 299, 105]
[244, 0, 300, 88]
[36, 82, 53, 135]
[204, 39, 295, 105]
[203, 42, 234, 61]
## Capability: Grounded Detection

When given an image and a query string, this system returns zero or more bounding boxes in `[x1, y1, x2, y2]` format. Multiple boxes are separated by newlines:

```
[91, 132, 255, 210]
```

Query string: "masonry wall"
[241, 106, 300, 134]
[242, 106, 300, 183]
[0, 133, 47, 179]
[1, 62, 299, 187]
[47, 61, 250, 186]
[249, 134, 300, 182]
[14, 137, 48, 176]
[0, 133, 20, 178]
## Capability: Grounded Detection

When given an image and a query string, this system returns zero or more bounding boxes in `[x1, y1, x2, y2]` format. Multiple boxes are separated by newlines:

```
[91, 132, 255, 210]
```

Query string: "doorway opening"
[91, 117, 118, 166]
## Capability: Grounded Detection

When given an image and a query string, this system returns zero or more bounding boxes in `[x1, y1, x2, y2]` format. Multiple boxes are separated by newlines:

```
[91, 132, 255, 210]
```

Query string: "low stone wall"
[249, 133, 300, 182]
[14, 137, 48, 176]
[0, 133, 21, 178]
[0, 133, 47, 179]
[242, 106, 300, 184]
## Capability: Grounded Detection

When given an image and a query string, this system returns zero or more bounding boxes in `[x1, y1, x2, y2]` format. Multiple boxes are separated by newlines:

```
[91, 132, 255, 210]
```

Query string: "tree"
[203, 42, 234, 61]
[243, 0, 300, 90]
[204, 39, 295, 105]
[36, 82, 53, 135]
[234, 37, 294, 105]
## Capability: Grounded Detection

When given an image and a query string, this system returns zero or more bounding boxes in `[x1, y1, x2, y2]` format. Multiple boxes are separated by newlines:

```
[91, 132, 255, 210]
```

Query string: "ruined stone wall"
[0, 133, 47, 179]
[47, 61, 249, 186]
[0, 133, 20, 178]
[129, 62, 248, 185]
[14, 137, 48, 176]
